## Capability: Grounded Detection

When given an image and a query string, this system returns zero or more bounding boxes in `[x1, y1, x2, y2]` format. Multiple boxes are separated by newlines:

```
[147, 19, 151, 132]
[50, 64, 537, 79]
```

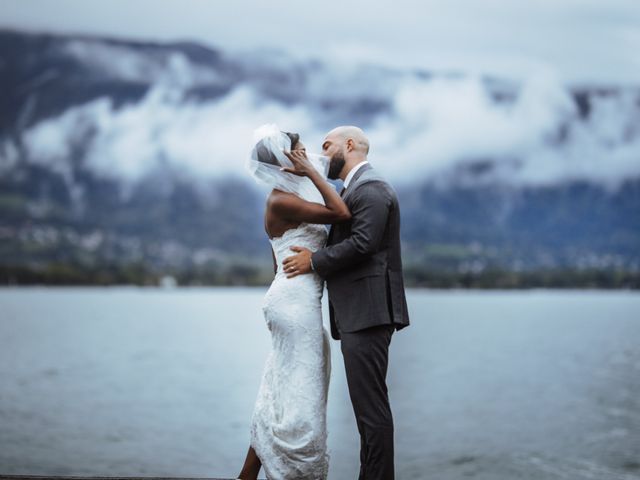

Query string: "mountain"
[0, 28, 638, 286]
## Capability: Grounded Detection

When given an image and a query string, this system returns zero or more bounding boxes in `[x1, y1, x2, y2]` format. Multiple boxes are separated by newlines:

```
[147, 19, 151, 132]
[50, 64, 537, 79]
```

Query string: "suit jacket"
[311, 163, 411, 340]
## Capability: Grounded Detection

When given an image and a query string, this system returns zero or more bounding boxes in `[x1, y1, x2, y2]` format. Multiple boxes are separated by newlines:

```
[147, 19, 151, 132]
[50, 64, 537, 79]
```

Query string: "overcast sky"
[2, 0, 639, 85]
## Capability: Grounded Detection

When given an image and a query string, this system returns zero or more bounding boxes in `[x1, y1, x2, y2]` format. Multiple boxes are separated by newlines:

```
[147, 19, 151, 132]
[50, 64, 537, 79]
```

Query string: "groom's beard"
[327, 151, 346, 180]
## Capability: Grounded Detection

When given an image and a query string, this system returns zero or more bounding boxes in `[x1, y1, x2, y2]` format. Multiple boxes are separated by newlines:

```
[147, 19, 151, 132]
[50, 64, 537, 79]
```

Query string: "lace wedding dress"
[250, 222, 332, 479]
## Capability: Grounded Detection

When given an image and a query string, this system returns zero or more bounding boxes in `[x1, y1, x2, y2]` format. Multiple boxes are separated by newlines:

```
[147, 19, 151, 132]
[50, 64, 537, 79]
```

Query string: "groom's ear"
[346, 138, 355, 152]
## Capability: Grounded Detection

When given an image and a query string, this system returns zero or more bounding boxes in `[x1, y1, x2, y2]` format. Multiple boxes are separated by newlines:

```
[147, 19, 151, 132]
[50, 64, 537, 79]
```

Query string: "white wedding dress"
[250, 222, 332, 480]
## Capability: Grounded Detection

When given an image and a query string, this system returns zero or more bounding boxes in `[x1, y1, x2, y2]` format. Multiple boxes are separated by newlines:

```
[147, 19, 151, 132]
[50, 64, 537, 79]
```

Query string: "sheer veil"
[245, 124, 330, 205]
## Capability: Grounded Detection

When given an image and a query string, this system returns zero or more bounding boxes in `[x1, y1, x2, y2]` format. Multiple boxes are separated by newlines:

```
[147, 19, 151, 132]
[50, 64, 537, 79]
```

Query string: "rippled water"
[0, 287, 639, 479]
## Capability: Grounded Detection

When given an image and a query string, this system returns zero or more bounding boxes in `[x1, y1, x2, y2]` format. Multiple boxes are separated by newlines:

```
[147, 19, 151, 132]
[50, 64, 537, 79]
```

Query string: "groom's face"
[322, 136, 346, 180]
[327, 150, 346, 180]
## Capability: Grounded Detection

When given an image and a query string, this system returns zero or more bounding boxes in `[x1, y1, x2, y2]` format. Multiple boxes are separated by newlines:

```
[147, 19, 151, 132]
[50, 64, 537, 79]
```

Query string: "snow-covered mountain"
[1, 28, 638, 279]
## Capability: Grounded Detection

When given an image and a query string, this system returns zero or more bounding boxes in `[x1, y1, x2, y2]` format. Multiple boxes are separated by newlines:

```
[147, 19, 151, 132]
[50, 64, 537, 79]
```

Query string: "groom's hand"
[283, 246, 312, 278]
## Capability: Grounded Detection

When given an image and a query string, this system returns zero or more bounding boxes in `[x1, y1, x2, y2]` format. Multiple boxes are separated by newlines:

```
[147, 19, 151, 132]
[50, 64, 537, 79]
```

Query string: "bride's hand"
[281, 149, 316, 177]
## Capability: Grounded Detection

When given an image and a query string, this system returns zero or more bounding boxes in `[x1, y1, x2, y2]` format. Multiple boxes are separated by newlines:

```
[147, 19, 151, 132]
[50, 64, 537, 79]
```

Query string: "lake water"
[0, 287, 639, 479]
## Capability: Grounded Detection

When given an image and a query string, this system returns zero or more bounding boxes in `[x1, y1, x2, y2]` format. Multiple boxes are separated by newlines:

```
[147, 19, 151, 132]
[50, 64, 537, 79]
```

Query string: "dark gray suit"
[311, 163, 410, 480]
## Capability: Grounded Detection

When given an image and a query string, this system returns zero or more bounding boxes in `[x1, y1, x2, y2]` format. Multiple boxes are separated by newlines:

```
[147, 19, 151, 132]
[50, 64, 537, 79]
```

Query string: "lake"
[0, 287, 639, 479]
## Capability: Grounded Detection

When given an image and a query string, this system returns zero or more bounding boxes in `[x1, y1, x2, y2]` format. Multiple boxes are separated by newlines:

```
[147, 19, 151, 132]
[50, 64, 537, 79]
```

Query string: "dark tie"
[339, 186, 347, 197]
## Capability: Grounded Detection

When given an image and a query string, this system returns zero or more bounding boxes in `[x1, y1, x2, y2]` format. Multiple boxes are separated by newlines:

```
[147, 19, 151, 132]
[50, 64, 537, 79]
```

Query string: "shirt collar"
[343, 160, 369, 189]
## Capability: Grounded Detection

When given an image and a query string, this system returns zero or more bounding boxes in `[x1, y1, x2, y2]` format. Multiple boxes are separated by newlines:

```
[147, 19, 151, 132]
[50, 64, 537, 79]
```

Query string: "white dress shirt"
[343, 160, 369, 190]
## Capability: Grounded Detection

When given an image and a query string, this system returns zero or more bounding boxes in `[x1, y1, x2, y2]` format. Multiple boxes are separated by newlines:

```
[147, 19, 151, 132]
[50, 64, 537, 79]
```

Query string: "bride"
[236, 125, 351, 480]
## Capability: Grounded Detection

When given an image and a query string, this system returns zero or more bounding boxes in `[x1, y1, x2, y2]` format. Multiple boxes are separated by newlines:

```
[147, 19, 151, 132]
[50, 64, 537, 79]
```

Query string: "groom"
[283, 125, 410, 480]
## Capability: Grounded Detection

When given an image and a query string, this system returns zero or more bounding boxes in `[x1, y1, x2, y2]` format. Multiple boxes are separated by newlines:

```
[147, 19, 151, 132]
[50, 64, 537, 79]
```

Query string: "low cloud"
[14, 58, 640, 191]
[368, 72, 640, 188]
[21, 85, 317, 181]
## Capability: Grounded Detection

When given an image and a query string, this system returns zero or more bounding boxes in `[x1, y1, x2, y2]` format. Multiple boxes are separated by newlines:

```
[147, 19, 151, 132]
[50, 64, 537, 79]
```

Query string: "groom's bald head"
[325, 125, 370, 155]
[322, 125, 370, 180]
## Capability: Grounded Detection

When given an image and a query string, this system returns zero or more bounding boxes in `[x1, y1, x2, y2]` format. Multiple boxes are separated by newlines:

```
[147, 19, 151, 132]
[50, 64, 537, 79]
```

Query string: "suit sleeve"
[311, 181, 391, 279]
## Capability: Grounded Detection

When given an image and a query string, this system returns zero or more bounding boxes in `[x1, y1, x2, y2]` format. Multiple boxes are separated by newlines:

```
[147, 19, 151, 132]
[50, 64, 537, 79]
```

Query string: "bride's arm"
[270, 150, 351, 224]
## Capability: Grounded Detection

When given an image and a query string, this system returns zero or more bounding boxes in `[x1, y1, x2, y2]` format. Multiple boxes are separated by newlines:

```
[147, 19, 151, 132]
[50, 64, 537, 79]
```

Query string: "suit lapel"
[342, 163, 373, 204]
[327, 163, 373, 244]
